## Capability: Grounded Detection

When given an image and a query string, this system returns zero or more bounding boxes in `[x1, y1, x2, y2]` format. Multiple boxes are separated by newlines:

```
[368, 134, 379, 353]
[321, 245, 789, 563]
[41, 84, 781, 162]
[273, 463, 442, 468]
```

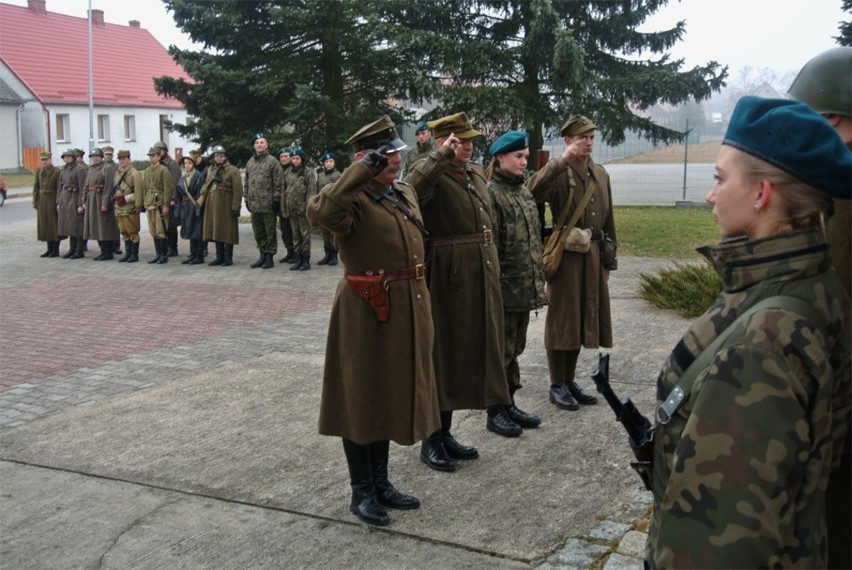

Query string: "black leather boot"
[289, 254, 303, 271]
[100, 240, 114, 261]
[262, 252, 274, 269]
[317, 249, 332, 265]
[62, 237, 76, 259]
[370, 441, 419, 510]
[40, 243, 52, 257]
[279, 248, 296, 263]
[208, 243, 225, 266]
[327, 250, 338, 266]
[127, 242, 139, 263]
[190, 240, 205, 264]
[298, 253, 311, 271]
[222, 244, 233, 266]
[549, 384, 579, 411]
[167, 231, 178, 257]
[92, 241, 105, 261]
[506, 393, 541, 429]
[70, 237, 85, 259]
[114, 240, 122, 254]
[440, 411, 478, 460]
[420, 432, 456, 472]
[49, 241, 60, 257]
[118, 241, 132, 262]
[486, 405, 523, 437]
[342, 439, 390, 526]
[182, 240, 197, 264]
[156, 239, 169, 264]
[148, 239, 162, 263]
[567, 382, 598, 405]
[250, 251, 265, 268]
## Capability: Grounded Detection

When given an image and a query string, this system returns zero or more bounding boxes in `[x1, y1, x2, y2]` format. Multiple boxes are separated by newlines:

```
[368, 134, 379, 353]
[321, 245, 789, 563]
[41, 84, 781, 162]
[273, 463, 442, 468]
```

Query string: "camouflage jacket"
[487, 167, 546, 312]
[244, 151, 283, 214]
[316, 168, 341, 195]
[282, 165, 317, 217]
[646, 226, 851, 569]
[403, 139, 433, 176]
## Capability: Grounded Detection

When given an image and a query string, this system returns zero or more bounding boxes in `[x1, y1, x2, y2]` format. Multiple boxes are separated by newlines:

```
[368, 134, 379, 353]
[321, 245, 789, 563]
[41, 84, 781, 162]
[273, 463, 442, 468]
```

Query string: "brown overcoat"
[528, 157, 617, 350]
[33, 165, 60, 241]
[57, 162, 87, 237]
[200, 162, 242, 245]
[307, 162, 440, 445]
[403, 146, 510, 410]
[83, 162, 119, 241]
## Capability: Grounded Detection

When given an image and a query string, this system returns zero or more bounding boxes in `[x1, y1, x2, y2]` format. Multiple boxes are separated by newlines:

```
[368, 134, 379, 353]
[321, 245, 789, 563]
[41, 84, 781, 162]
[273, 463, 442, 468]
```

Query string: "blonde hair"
[735, 150, 834, 233]
[484, 157, 498, 181]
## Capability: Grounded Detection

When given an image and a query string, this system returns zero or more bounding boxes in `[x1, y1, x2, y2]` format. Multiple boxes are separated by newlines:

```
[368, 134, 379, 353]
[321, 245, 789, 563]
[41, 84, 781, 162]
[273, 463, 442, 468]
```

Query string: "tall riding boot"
[118, 241, 132, 263]
[342, 439, 390, 526]
[288, 254, 303, 271]
[261, 252, 274, 269]
[506, 389, 542, 428]
[223, 244, 234, 266]
[70, 237, 85, 259]
[564, 349, 597, 405]
[280, 248, 296, 263]
[40, 242, 52, 258]
[327, 249, 338, 266]
[149, 239, 162, 263]
[370, 440, 419, 509]
[547, 349, 579, 410]
[62, 237, 76, 259]
[49, 241, 60, 257]
[190, 239, 205, 264]
[92, 241, 105, 261]
[100, 240, 114, 261]
[182, 240, 197, 265]
[298, 253, 311, 271]
[208, 242, 225, 266]
[167, 230, 178, 257]
[317, 249, 332, 265]
[114, 240, 122, 254]
[441, 410, 478, 460]
[127, 242, 140, 263]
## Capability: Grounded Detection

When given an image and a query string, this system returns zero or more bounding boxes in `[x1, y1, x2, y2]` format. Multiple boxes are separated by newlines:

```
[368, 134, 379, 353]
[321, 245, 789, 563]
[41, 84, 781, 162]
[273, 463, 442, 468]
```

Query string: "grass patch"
[639, 262, 723, 318]
[1, 173, 34, 187]
[615, 206, 719, 260]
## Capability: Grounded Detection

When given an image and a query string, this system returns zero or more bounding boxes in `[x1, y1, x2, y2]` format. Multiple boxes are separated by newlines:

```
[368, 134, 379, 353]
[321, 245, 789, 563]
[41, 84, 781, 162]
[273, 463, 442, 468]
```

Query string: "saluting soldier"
[142, 147, 173, 264]
[282, 148, 317, 271]
[57, 148, 87, 259]
[82, 148, 120, 261]
[198, 145, 242, 267]
[245, 133, 284, 269]
[404, 112, 513, 470]
[33, 151, 61, 258]
[315, 152, 342, 266]
[307, 115, 440, 527]
[112, 150, 145, 263]
[276, 147, 297, 263]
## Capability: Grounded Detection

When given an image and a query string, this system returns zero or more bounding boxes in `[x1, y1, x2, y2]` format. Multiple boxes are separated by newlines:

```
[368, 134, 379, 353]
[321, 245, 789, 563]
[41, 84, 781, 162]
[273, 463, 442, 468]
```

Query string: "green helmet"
[788, 47, 852, 117]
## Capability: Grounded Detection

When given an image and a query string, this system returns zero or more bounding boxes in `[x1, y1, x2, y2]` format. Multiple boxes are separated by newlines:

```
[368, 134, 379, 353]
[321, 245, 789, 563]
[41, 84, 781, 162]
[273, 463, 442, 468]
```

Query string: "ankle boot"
[222, 243, 233, 266]
[298, 253, 311, 271]
[567, 382, 598, 405]
[327, 250, 338, 266]
[128, 242, 140, 263]
[419, 432, 456, 472]
[342, 439, 390, 526]
[547, 349, 578, 410]
[370, 441, 420, 510]
[262, 252, 274, 269]
[118, 241, 132, 262]
[486, 405, 523, 437]
[317, 249, 332, 265]
[506, 393, 541, 429]
[62, 238, 76, 259]
[439, 412, 478, 459]
[279, 248, 296, 263]
[149, 239, 162, 263]
[289, 254, 303, 271]
[208, 242, 225, 266]
[49, 241, 60, 257]
[189, 240, 205, 264]
[549, 384, 579, 411]
[250, 251, 265, 268]
[40, 243, 52, 257]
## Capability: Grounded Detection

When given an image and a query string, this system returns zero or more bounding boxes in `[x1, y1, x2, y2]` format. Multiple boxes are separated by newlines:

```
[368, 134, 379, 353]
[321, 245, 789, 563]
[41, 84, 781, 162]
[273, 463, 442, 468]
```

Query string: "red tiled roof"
[0, 2, 189, 109]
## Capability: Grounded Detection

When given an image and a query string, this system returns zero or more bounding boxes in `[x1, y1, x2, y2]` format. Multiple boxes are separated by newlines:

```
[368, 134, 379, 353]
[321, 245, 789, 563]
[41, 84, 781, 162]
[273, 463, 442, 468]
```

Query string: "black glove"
[360, 146, 390, 176]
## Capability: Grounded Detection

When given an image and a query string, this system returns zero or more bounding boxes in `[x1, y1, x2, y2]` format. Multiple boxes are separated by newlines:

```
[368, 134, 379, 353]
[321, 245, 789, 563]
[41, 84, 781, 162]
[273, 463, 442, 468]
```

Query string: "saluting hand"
[561, 137, 584, 164]
[442, 133, 461, 152]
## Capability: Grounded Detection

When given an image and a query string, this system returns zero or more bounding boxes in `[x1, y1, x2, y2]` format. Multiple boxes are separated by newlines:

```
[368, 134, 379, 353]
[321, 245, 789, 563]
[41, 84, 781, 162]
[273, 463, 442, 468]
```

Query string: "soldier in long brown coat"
[82, 148, 120, 261]
[198, 145, 242, 266]
[307, 116, 440, 527]
[528, 115, 617, 411]
[403, 112, 513, 470]
[32, 151, 60, 257]
[57, 148, 87, 259]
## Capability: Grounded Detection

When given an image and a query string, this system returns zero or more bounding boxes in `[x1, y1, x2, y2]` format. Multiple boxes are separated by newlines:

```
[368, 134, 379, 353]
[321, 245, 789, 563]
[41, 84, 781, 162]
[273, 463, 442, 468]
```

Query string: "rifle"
[591, 353, 655, 490]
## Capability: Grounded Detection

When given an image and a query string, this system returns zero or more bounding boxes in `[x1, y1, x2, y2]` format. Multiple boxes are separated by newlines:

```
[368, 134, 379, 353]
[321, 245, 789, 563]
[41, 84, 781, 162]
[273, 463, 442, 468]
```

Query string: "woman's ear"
[755, 180, 773, 211]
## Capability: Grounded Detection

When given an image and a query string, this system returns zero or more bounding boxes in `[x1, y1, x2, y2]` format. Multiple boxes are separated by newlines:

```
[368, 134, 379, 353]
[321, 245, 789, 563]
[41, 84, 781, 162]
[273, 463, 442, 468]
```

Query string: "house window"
[56, 114, 70, 142]
[124, 115, 136, 141]
[97, 114, 110, 142]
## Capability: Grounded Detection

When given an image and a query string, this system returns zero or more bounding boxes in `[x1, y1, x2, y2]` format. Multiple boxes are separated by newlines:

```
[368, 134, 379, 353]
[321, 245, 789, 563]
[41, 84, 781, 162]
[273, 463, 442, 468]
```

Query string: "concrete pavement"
[0, 195, 694, 569]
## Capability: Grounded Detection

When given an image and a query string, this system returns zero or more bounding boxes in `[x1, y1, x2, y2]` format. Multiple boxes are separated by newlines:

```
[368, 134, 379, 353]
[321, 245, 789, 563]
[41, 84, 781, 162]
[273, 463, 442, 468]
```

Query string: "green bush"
[639, 262, 723, 318]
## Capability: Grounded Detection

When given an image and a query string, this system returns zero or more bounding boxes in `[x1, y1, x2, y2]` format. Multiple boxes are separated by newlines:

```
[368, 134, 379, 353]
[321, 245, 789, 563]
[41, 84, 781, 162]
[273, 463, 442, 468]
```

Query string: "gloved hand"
[360, 145, 390, 176]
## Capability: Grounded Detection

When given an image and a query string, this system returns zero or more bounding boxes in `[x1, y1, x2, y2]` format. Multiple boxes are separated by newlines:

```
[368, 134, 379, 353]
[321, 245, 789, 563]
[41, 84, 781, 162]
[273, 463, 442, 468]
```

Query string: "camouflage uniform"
[402, 139, 433, 176]
[283, 164, 317, 258]
[647, 226, 851, 569]
[488, 167, 546, 394]
[315, 166, 342, 256]
[245, 151, 283, 255]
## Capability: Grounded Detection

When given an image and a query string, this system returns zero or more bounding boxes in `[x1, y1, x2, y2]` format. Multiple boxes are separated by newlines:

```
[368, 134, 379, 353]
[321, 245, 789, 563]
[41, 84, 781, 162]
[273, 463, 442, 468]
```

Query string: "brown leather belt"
[343, 264, 425, 322]
[344, 263, 425, 288]
[430, 229, 492, 247]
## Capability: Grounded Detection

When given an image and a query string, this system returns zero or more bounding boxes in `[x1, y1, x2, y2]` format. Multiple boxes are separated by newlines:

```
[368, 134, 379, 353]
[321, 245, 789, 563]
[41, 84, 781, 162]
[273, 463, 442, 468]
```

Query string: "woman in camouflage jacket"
[646, 97, 851, 568]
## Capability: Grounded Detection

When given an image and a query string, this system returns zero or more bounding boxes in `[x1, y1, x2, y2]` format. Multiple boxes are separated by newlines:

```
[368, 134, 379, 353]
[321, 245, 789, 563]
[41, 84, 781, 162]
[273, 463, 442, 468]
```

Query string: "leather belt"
[590, 230, 603, 240]
[345, 263, 425, 288]
[430, 229, 492, 247]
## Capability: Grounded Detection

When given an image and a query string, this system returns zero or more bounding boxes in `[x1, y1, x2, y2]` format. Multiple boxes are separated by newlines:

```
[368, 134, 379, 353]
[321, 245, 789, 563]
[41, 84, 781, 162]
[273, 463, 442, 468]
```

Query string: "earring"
[754, 201, 761, 212]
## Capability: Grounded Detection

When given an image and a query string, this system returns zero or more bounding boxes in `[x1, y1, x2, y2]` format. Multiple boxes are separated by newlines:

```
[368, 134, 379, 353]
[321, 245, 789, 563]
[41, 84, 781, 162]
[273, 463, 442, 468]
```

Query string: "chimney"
[129, 20, 141, 28]
[27, 0, 47, 14]
[91, 8, 105, 27]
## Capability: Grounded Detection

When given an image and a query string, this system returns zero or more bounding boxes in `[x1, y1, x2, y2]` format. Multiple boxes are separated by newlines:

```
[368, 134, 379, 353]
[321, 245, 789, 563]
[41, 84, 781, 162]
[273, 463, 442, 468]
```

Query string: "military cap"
[788, 47, 852, 117]
[560, 115, 597, 137]
[181, 154, 196, 165]
[152, 141, 168, 151]
[490, 130, 529, 156]
[290, 147, 305, 158]
[427, 112, 482, 140]
[251, 133, 267, 143]
[38, 151, 51, 160]
[147, 147, 160, 156]
[724, 96, 852, 200]
[345, 115, 408, 153]
[211, 145, 227, 155]
[278, 147, 291, 156]
[188, 150, 201, 159]
[321, 152, 336, 161]
[74, 148, 85, 157]
[61, 148, 75, 159]
[101, 145, 114, 155]
[89, 147, 104, 157]
[415, 121, 429, 134]
[117, 150, 131, 159]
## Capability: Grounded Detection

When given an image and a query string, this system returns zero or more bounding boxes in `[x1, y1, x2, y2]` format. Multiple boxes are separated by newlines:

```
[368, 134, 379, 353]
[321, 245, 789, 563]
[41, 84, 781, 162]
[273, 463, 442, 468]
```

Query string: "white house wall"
[0, 104, 21, 169]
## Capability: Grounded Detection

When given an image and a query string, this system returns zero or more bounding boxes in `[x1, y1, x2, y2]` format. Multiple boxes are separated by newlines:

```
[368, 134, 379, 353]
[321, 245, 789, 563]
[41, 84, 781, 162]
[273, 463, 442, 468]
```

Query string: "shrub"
[639, 262, 723, 318]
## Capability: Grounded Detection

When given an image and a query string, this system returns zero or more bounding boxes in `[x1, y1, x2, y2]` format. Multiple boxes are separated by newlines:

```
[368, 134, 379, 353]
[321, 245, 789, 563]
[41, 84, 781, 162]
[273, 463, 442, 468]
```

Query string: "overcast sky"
[9, 0, 848, 77]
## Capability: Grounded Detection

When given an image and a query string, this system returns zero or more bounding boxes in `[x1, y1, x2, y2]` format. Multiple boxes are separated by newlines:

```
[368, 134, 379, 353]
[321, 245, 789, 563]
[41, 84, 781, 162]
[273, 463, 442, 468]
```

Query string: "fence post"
[682, 119, 691, 201]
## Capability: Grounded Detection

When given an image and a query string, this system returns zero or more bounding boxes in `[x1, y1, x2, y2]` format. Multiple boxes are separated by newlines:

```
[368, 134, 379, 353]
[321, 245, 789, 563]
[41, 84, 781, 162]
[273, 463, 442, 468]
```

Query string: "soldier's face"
[416, 130, 431, 144]
[706, 146, 761, 239]
[375, 151, 402, 185]
[64, 155, 75, 165]
[214, 153, 226, 165]
[104, 153, 113, 161]
[291, 155, 302, 168]
[324, 158, 335, 170]
[564, 133, 594, 160]
[497, 149, 529, 178]
[253, 138, 268, 154]
[279, 154, 290, 165]
[183, 159, 195, 172]
[452, 138, 474, 167]
[40, 157, 52, 167]
[91, 155, 103, 165]
[119, 157, 131, 167]
[148, 154, 159, 166]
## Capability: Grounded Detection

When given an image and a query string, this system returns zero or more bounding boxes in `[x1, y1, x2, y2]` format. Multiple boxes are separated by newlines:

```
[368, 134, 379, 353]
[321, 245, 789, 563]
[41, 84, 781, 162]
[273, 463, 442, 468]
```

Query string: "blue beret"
[321, 152, 336, 161]
[415, 121, 429, 134]
[278, 147, 291, 156]
[251, 133, 267, 143]
[490, 130, 529, 156]
[290, 148, 305, 158]
[724, 96, 851, 200]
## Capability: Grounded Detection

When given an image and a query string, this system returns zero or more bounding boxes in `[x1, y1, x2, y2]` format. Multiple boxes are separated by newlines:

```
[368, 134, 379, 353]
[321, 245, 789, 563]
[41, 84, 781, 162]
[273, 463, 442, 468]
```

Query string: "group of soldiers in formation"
[30, 138, 348, 270]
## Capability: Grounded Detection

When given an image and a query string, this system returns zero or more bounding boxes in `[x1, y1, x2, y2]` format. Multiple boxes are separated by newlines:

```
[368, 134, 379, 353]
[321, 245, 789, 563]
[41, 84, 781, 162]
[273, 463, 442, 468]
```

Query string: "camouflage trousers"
[503, 310, 531, 393]
[117, 213, 141, 243]
[290, 213, 312, 256]
[278, 214, 294, 250]
[320, 227, 336, 252]
[251, 212, 278, 254]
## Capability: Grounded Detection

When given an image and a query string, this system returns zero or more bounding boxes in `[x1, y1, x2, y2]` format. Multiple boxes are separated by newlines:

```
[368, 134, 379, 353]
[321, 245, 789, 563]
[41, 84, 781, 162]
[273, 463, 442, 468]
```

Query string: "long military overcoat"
[201, 162, 242, 244]
[33, 165, 60, 241]
[83, 162, 119, 241]
[306, 162, 440, 445]
[529, 157, 617, 350]
[404, 146, 510, 410]
[57, 163, 87, 237]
